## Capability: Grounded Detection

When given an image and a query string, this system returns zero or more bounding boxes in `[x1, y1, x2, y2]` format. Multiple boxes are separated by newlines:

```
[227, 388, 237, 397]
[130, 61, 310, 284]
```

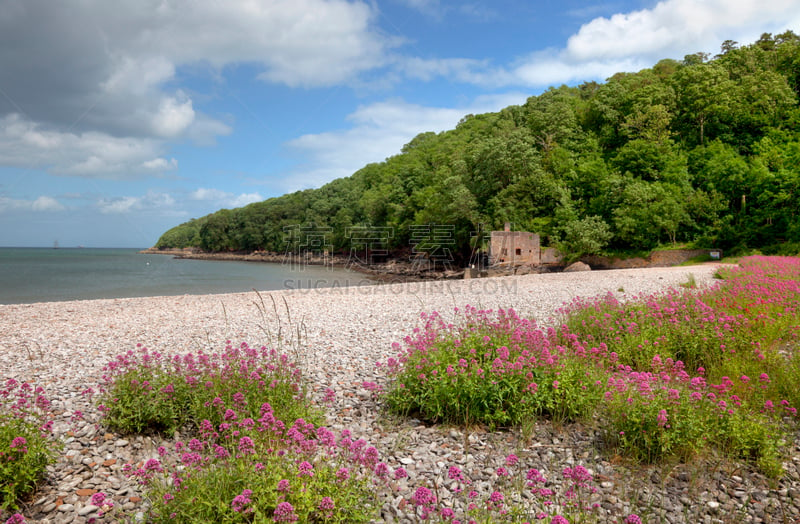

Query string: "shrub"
[381, 257, 800, 476]
[128, 417, 383, 523]
[383, 307, 605, 428]
[101, 343, 383, 522]
[0, 380, 57, 510]
[98, 342, 321, 435]
[600, 360, 785, 475]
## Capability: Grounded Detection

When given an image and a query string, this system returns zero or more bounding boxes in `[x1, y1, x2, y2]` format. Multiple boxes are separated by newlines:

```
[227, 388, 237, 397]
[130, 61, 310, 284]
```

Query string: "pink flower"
[231, 489, 253, 513]
[336, 467, 350, 481]
[144, 458, 163, 472]
[277, 479, 291, 492]
[9, 437, 27, 450]
[238, 436, 255, 455]
[297, 461, 314, 477]
[90, 492, 107, 506]
[273, 501, 298, 522]
[448, 465, 464, 481]
[667, 388, 680, 401]
[323, 388, 336, 403]
[374, 462, 390, 478]
[412, 487, 436, 507]
[657, 409, 668, 427]
[440, 507, 456, 520]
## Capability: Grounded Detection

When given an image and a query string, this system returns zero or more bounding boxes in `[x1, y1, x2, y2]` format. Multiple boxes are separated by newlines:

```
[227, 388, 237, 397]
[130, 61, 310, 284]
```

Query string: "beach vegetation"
[381, 256, 800, 479]
[97, 342, 321, 435]
[0, 380, 58, 511]
[97, 343, 381, 523]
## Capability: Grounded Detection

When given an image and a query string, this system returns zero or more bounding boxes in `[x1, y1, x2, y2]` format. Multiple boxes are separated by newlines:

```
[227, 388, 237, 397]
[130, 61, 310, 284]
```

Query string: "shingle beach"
[3, 265, 799, 523]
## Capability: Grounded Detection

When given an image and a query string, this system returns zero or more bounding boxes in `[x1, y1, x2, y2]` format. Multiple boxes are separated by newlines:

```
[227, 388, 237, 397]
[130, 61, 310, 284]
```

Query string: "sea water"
[0, 248, 368, 304]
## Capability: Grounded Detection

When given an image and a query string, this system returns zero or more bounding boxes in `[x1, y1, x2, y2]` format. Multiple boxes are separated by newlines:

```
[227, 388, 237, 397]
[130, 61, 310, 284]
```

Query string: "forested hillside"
[156, 32, 800, 262]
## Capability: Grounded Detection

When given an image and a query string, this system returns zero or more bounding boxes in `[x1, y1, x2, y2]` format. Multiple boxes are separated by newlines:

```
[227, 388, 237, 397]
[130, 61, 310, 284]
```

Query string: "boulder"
[515, 265, 532, 275]
[563, 261, 591, 272]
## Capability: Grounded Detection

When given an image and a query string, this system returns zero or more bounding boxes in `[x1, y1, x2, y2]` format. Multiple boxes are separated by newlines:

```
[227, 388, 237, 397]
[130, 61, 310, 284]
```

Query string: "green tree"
[560, 215, 612, 260]
[672, 62, 734, 146]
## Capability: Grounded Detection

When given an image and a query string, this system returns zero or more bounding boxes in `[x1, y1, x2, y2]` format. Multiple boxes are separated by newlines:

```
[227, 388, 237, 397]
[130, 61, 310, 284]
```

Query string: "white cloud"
[98, 196, 142, 214]
[508, 0, 800, 87]
[0, 0, 385, 181]
[101, 56, 177, 96]
[142, 158, 178, 171]
[191, 188, 230, 201]
[567, 0, 800, 62]
[0, 114, 178, 178]
[151, 94, 195, 138]
[191, 187, 263, 208]
[285, 93, 528, 189]
[230, 193, 264, 207]
[97, 191, 176, 214]
[0, 195, 65, 213]
[102, 0, 387, 89]
[31, 196, 65, 212]
[511, 51, 648, 87]
[395, 0, 800, 89]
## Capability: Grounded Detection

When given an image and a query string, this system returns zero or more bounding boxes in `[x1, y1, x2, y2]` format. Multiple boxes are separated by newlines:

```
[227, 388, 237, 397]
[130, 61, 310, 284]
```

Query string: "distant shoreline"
[138, 247, 467, 283]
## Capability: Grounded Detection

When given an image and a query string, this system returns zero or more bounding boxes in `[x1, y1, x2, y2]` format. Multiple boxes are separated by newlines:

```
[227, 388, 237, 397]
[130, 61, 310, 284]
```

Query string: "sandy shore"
[4, 265, 754, 523]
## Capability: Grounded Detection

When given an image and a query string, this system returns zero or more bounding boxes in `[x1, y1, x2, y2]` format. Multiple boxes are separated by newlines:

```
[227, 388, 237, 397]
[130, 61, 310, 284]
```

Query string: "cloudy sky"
[1, 0, 798, 247]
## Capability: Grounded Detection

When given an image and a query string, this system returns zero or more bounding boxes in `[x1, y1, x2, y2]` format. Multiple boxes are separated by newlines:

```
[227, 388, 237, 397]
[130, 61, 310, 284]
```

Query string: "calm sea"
[0, 248, 369, 304]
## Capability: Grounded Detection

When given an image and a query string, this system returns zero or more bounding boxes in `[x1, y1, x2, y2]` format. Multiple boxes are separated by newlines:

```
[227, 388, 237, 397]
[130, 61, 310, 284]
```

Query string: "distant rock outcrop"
[563, 261, 591, 272]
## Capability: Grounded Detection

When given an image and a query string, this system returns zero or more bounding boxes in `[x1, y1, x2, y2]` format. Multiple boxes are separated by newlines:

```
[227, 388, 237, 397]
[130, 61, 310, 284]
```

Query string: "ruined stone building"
[489, 223, 540, 267]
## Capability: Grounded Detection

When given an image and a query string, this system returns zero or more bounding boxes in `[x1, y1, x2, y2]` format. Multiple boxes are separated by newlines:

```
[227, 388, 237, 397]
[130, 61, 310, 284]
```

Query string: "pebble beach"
[3, 265, 800, 523]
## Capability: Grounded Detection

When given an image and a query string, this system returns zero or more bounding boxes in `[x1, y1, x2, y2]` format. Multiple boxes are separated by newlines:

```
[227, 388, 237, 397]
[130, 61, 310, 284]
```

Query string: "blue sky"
[1, 0, 798, 247]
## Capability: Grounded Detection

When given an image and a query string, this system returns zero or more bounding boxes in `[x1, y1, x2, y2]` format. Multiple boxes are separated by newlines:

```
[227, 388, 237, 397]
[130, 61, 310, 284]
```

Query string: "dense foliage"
[156, 33, 800, 260]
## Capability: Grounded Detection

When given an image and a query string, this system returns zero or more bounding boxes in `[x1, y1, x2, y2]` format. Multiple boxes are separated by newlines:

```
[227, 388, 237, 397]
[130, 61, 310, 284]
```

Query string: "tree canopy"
[156, 32, 800, 261]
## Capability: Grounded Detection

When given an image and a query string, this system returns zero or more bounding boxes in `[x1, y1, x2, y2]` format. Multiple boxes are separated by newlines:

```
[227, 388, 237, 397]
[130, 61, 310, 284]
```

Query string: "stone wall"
[540, 247, 563, 265]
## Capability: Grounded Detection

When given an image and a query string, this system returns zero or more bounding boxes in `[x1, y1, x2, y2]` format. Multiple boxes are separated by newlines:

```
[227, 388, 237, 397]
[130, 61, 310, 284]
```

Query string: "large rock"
[563, 261, 591, 272]
[515, 265, 532, 275]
